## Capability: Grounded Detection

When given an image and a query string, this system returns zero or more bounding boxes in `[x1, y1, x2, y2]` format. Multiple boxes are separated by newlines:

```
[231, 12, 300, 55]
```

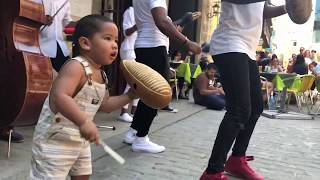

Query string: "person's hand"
[45, 15, 53, 26]
[191, 12, 201, 21]
[127, 88, 139, 100]
[186, 40, 201, 54]
[177, 25, 184, 32]
[218, 88, 225, 95]
[79, 119, 100, 145]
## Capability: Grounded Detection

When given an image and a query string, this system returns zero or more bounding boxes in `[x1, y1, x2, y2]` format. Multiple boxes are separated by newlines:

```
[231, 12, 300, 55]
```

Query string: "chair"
[310, 78, 320, 114]
[260, 76, 270, 104]
[169, 67, 179, 100]
[287, 75, 315, 113]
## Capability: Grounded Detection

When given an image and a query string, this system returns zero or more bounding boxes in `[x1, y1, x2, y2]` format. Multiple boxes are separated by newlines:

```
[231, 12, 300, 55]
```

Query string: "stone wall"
[69, 0, 114, 19]
[197, 0, 220, 45]
[69, 0, 93, 19]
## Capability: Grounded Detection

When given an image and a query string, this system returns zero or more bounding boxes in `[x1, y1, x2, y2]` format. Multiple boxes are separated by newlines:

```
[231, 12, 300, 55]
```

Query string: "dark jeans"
[131, 46, 169, 137]
[195, 94, 225, 110]
[206, 53, 263, 173]
[50, 42, 69, 72]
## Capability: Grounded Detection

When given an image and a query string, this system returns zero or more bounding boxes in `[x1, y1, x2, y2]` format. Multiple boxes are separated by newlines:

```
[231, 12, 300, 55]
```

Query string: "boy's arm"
[50, 61, 90, 127]
[99, 90, 136, 113]
[263, 3, 287, 19]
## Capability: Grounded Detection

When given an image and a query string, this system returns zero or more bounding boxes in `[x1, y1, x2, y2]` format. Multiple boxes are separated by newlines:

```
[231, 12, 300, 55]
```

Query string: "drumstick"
[7, 129, 12, 158]
[96, 125, 116, 131]
[99, 140, 125, 165]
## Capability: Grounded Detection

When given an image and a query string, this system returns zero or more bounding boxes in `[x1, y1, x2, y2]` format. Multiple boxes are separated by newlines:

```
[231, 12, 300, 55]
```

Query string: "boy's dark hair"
[72, 15, 114, 57]
[207, 63, 217, 71]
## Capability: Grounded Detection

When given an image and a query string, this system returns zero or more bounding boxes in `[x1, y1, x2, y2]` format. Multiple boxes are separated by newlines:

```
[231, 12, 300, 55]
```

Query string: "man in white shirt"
[40, 0, 72, 72]
[123, 0, 201, 153]
[118, 1, 139, 123]
[200, 1, 287, 180]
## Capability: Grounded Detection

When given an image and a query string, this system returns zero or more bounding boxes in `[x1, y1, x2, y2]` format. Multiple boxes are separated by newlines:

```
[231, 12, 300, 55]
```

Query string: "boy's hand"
[79, 119, 100, 145]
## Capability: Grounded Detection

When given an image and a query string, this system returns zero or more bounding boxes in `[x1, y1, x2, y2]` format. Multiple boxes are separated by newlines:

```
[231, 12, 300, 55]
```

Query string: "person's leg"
[0, 126, 24, 143]
[185, 78, 194, 99]
[205, 53, 252, 174]
[177, 77, 186, 98]
[120, 49, 138, 116]
[129, 46, 169, 153]
[224, 59, 264, 180]
[70, 145, 92, 180]
[121, 84, 131, 114]
[204, 94, 226, 110]
[50, 42, 69, 72]
[232, 60, 264, 156]
[131, 98, 139, 115]
[118, 84, 133, 123]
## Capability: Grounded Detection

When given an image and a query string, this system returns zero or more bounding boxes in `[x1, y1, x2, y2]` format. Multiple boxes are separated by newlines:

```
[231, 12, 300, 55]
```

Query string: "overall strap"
[72, 56, 93, 85]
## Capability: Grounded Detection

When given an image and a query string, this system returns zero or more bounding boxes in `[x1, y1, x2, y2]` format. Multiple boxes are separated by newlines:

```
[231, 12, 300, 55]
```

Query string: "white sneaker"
[123, 128, 137, 144]
[132, 136, 165, 153]
[118, 113, 133, 123]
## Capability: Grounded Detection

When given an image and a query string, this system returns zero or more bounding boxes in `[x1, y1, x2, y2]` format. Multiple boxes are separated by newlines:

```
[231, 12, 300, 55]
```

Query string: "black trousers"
[50, 42, 69, 72]
[131, 46, 170, 137]
[207, 53, 264, 173]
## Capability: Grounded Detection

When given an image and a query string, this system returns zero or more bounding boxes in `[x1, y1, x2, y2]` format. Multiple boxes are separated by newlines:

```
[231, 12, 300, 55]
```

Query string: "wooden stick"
[96, 125, 116, 131]
[7, 129, 13, 158]
[99, 140, 125, 165]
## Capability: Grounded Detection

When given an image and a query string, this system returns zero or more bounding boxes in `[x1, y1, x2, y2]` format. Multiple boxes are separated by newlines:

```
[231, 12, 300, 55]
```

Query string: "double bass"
[0, 0, 53, 127]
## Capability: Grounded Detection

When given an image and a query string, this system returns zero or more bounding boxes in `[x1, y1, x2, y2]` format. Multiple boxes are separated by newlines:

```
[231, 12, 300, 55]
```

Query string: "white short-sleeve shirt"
[210, 1, 265, 60]
[40, 0, 72, 58]
[133, 0, 169, 50]
[120, 7, 137, 60]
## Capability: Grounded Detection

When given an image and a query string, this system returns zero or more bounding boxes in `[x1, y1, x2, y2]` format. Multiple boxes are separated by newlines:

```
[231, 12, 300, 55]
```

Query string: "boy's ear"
[78, 37, 91, 51]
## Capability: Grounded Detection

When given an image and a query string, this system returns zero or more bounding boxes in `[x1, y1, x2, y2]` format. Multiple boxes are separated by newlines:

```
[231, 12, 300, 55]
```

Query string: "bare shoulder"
[58, 60, 86, 80]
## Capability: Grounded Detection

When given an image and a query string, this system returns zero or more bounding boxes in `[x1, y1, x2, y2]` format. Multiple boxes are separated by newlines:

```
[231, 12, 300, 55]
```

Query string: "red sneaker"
[200, 171, 228, 180]
[225, 156, 264, 180]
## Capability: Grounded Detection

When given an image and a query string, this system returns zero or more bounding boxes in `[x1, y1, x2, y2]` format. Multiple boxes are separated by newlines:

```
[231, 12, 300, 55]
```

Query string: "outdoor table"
[176, 63, 202, 84]
[260, 72, 313, 120]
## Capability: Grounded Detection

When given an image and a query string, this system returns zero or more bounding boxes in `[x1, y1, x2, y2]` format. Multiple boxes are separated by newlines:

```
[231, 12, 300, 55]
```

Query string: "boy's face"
[90, 22, 119, 66]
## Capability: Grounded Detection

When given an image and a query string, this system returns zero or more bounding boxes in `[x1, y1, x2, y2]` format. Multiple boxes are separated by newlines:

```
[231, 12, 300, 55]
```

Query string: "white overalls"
[30, 56, 106, 179]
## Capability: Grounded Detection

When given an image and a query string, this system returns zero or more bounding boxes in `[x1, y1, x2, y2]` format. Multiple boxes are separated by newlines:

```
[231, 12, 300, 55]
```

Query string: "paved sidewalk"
[91, 108, 320, 180]
[1, 99, 320, 180]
